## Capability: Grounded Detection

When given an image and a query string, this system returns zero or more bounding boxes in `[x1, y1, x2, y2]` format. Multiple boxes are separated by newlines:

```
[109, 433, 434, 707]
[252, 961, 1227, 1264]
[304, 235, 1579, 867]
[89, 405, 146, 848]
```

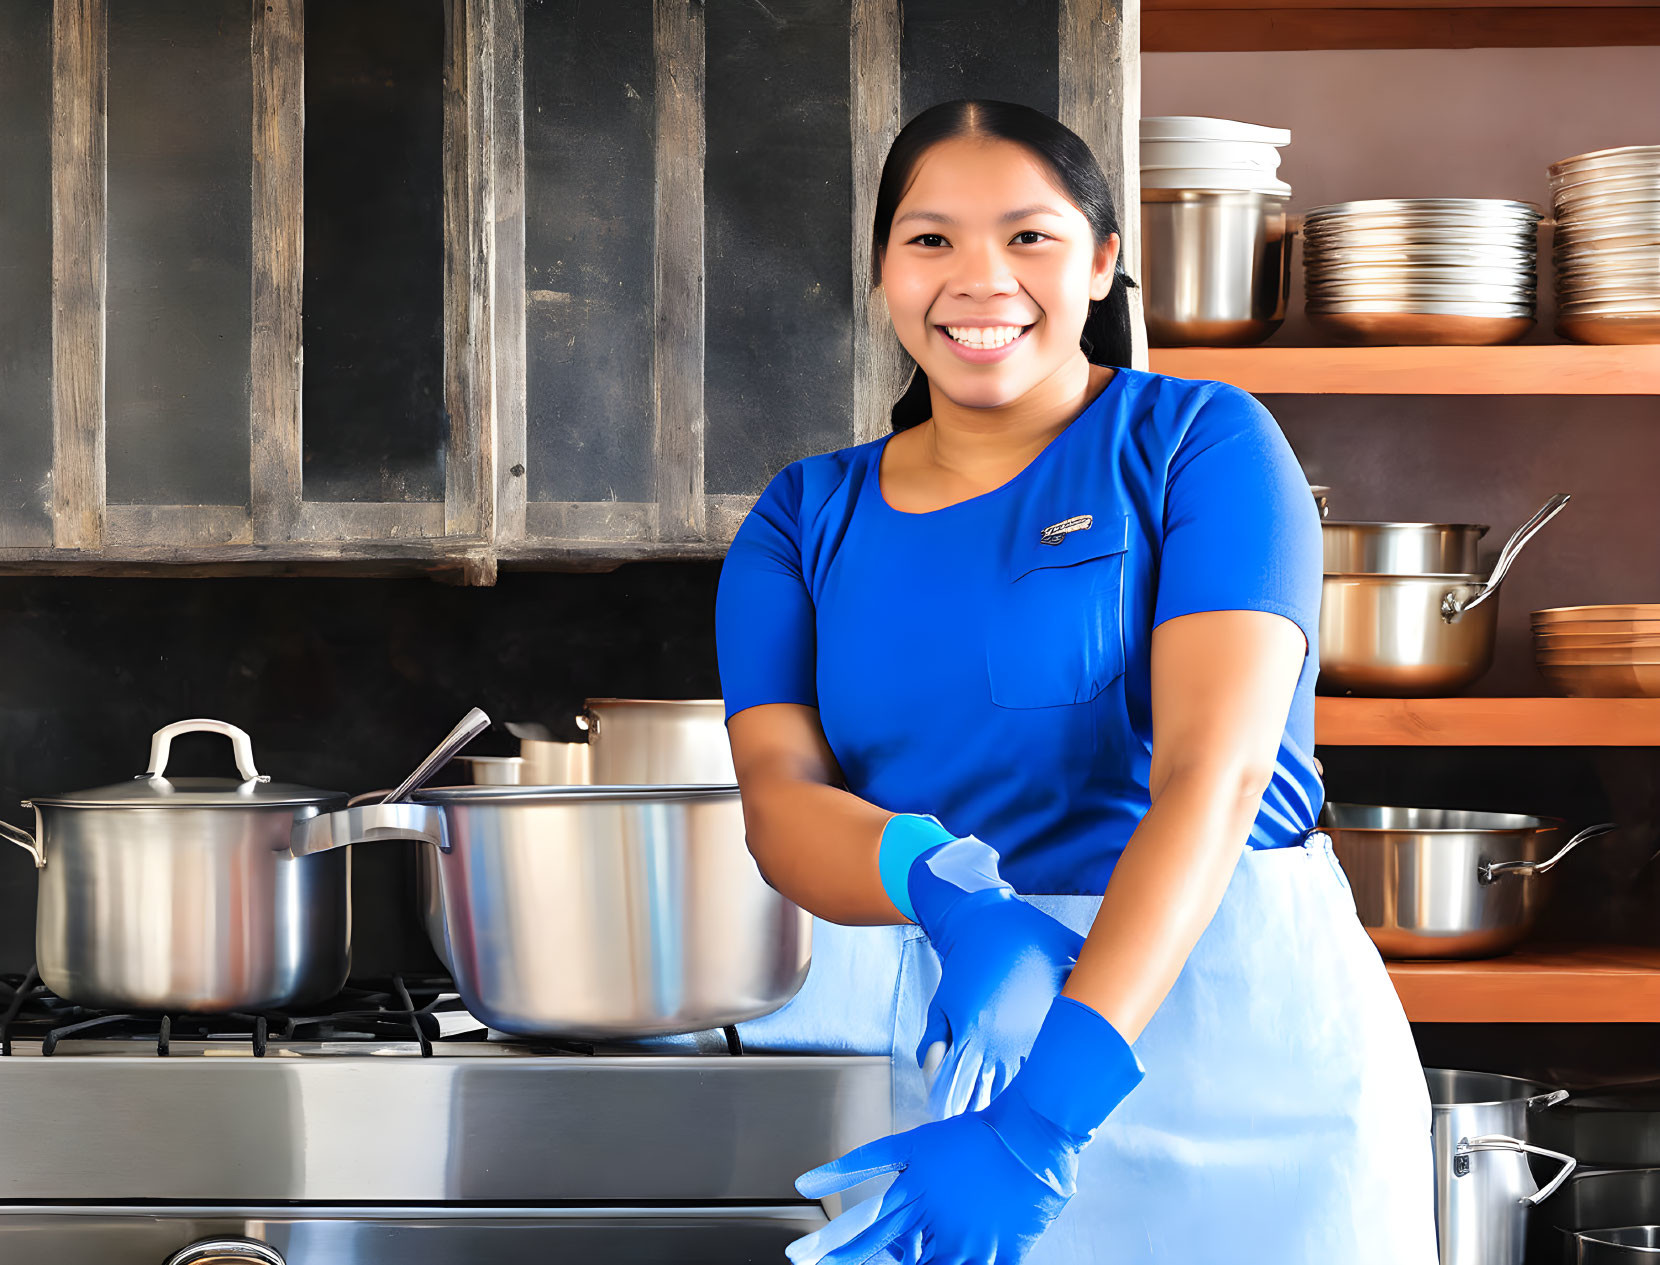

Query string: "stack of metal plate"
[1549, 145, 1660, 345]
[1534, 604, 1660, 696]
[1303, 198, 1541, 345]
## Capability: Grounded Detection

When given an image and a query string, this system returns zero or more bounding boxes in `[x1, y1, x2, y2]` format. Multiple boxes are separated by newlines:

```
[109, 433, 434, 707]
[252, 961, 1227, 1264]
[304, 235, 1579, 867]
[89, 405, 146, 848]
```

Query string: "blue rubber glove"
[878, 815, 1086, 1118]
[786, 994, 1145, 1265]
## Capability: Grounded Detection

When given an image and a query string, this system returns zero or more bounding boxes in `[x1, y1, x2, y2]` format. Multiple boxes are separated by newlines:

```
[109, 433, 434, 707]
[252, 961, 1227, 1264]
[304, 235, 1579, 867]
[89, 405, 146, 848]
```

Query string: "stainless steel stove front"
[0, 1206, 829, 1264]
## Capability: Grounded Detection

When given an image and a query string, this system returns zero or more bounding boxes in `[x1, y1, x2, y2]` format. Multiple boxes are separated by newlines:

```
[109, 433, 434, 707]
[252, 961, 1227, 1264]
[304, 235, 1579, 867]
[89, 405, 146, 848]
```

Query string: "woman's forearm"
[741, 774, 908, 926]
[1061, 766, 1265, 1042]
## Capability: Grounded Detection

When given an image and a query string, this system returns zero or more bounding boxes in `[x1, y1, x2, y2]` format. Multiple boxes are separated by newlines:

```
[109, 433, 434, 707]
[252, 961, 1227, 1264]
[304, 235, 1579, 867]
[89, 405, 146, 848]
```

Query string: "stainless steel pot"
[1319, 494, 1570, 697]
[577, 698, 733, 784]
[1429, 1069, 1577, 1265]
[1575, 1227, 1660, 1262]
[0, 719, 351, 1012]
[1140, 188, 1294, 347]
[1323, 520, 1491, 575]
[1534, 1169, 1660, 1264]
[1324, 804, 1614, 959]
[298, 785, 810, 1038]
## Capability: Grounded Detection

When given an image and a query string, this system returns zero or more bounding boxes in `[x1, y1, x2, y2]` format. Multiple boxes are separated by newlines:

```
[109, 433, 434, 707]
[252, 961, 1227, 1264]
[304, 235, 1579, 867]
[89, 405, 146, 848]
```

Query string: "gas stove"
[0, 971, 891, 1264]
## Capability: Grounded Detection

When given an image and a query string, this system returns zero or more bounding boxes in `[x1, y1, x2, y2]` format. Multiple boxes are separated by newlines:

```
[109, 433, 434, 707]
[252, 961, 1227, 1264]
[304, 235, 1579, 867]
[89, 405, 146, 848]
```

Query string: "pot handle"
[0, 817, 43, 869]
[290, 802, 448, 857]
[1455, 1134, 1576, 1206]
[574, 708, 598, 735]
[1482, 821, 1616, 883]
[144, 719, 268, 784]
[1528, 1089, 1571, 1111]
[1441, 493, 1570, 621]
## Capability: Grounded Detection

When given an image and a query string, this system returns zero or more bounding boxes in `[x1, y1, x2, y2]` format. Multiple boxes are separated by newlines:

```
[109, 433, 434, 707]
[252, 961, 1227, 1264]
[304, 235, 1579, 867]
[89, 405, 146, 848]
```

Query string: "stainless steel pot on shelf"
[576, 698, 734, 784]
[1319, 494, 1570, 697]
[0, 719, 351, 1012]
[1323, 804, 1614, 959]
[1139, 189, 1294, 347]
[298, 784, 811, 1039]
[1428, 1069, 1576, 1265]
[1323, 520, 1490, 576]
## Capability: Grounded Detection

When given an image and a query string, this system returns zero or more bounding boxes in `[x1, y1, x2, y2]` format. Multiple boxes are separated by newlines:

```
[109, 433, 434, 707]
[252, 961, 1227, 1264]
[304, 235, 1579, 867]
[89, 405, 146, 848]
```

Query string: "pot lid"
[25, 718, 346, 810]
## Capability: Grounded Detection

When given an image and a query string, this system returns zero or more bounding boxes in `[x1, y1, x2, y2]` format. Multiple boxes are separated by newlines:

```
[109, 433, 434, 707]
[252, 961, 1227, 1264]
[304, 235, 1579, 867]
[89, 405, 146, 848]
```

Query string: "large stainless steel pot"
[1319, 494, 1570, 697]
[1428, 1068, 1576, 1265]
[297, 784, 810, 1038]
[576, 698, 733, 784]
[1140, 188, 1294, 347]
[1323, 520, 1490, 575]
[0, 719, 351, 1012]
[1324, 804, 1614, 959]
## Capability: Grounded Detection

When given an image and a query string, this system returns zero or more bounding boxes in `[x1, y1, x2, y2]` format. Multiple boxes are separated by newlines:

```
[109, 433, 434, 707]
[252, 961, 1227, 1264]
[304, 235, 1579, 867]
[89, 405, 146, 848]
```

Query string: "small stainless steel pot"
[298, 784, 810, 1038]
[1322, 520, 1490, 575]
[1574, 1227, 1660, 1262]
[1320, 494, 1570, 697]
[1324, 804, 1615, 959]
[1429, 1069, 1576, 1265]
[1533, 1168, 1660, 1264]
[0, 719, 351, 1012]
[577, 698, 734, 784]
[1140, 189, 1294, 347]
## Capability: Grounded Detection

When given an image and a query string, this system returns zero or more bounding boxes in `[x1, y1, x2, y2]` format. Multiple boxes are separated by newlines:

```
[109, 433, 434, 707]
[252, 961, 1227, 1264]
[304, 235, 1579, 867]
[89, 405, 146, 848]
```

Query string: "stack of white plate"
[1141, 116, 1291, 197]
[1302, 198, 1542, 345]
[1549, 145, 1660, 345]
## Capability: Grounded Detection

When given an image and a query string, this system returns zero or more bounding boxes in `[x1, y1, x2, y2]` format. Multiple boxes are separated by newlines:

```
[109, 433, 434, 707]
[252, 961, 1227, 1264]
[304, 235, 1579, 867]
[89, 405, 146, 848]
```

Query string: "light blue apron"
[653, 830, 1439, 1263]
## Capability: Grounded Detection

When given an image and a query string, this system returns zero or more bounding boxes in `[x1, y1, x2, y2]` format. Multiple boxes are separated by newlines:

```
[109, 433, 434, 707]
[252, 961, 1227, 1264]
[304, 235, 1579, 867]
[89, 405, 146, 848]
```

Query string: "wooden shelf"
[1389, 945, 1660, 1022]
[1149, 345, 1660, 395]
[1144, 1, 1660, 49]
[1316, 696, 1660, 745]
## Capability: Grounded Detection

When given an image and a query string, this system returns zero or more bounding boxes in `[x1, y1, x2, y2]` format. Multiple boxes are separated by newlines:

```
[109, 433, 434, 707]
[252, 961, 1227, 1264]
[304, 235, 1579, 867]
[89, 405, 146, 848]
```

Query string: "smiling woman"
[713, 98, 1437, 1265]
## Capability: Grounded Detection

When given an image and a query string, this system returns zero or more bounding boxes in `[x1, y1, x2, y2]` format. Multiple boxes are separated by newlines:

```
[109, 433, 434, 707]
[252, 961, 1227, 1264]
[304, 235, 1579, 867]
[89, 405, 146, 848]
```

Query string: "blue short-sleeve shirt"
[715, 367, 1324, 896]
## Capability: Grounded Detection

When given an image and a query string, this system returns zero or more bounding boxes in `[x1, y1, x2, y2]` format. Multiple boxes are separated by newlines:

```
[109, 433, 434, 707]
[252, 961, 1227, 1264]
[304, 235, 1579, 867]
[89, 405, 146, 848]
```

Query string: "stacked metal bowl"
[1534, 604, 1660, 696]
[1549, 145, 1660, 344]
[1303, 198, 1542, 345]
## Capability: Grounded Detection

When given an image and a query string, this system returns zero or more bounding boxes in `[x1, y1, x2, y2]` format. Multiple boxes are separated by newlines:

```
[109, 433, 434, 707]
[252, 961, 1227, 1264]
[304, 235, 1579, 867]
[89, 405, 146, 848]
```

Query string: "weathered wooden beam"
[250, 0, 304, 541]
[1060, 0, 1149, 370]
[491, 0, 527, 543]
[51, 0, 107, 550]
[705, 491, 760, 544]
[293, 501, 448, 541]
[442, 0, 496, 540]
[250, 0, 307, 537]
[850, 0, 907, 447]
[524, 501, 658, 543]
[652, 0, 706, 541]
[105, 505, 254, 548]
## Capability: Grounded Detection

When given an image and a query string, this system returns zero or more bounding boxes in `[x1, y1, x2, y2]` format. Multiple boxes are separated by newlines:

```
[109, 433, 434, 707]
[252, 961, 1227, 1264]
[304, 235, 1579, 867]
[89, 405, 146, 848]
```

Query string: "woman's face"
[878, 136, 1119, 410]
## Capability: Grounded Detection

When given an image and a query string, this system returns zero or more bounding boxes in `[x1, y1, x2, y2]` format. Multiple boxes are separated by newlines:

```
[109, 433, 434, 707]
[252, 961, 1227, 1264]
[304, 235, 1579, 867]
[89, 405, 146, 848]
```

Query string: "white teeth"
[945, 324, 1025, 349]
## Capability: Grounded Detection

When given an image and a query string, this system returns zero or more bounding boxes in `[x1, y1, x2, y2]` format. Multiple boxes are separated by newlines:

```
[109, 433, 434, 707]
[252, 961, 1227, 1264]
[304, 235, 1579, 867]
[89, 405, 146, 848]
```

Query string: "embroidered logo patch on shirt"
[1039, 513, 1093, 546]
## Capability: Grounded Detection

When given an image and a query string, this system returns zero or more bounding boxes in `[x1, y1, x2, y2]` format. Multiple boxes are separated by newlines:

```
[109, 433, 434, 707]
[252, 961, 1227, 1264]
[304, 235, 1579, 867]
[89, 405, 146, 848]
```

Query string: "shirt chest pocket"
[985, 512, 1132, 709]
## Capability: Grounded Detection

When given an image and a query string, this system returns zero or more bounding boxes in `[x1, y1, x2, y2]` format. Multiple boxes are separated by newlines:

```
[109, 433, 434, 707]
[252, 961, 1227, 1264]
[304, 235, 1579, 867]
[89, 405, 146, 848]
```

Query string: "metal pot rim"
[1322, 520, 1491, 531]
[411, 782, 739, 804]
[26, 778, 347, 810]
[583, 698, 724, 708]
[1425, 1067, 1563, 1106]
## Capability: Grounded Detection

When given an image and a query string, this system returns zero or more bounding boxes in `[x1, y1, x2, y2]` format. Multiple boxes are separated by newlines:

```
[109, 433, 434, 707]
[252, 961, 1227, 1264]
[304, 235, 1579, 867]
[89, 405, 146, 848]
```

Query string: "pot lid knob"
[165, 1239, 286, 1265]
[143, 719, 269, 786]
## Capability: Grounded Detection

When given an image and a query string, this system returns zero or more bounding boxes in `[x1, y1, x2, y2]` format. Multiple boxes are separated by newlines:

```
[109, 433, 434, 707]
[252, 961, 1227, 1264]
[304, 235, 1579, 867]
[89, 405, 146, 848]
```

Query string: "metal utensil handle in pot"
[1482, 821, 1616, 882]
[1455, 1134, 1577, 1206]
[143, 719, 268, 784]
[382, 707, 492, 804]
[1442, 493, 1571, 621]
[0, 816, 43, 868]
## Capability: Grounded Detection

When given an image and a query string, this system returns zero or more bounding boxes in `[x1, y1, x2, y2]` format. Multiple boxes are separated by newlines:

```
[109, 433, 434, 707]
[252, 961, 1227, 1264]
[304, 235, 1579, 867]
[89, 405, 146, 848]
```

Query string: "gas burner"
[0, 969, 745, 1058]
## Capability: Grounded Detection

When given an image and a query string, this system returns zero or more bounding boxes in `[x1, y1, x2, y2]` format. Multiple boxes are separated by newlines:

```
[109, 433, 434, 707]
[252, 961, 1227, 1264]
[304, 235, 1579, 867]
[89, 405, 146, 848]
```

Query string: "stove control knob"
[166, 1239, 286, 1265]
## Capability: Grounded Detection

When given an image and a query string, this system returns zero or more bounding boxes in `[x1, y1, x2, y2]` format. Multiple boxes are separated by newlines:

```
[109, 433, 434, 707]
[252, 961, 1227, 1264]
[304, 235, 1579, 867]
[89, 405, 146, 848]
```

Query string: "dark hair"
[871, 99, 1138, 432]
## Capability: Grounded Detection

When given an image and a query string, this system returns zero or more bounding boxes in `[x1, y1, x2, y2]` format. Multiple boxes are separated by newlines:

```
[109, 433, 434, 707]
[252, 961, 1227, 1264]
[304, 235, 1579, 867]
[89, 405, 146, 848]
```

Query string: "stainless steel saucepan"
[1319, 494, 1570, 697]
[0, 719, 352, 1012]
[575, 698, 734, 784]
[298, 784, 811, 1038]
[1324, 803, 1615, 959]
